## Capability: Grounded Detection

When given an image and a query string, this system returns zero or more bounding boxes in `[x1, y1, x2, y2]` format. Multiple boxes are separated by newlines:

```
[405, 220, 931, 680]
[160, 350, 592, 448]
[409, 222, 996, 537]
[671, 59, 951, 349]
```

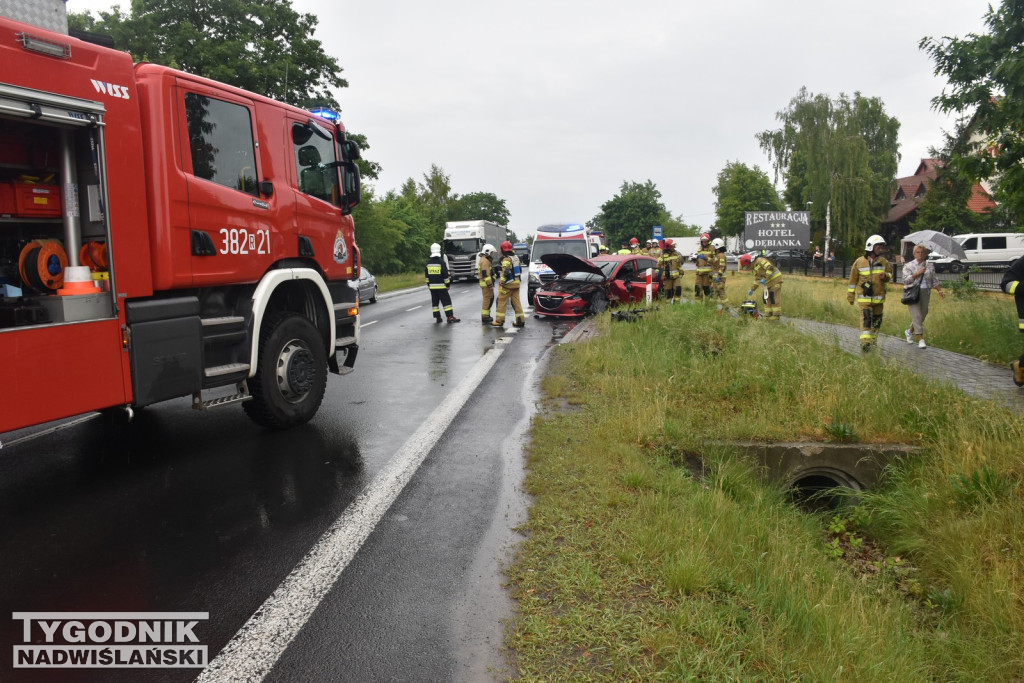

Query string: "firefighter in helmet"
[492, 241, 525, 328]
[617, 241, 631, 255]
[694, 232, 715, 301]
[629, 237, 642, 255]
[710, 237, 728, 300]
[748, 250, 783, 321]
[425, 243, 460, 323]
[658, 239, 683, 303]
[648, 239, 662, 259]
[1000, 255, 1024, 386]
[848, 234, 891, 350]
[478, 243, 497, 323]
[598, 244, 610, 255]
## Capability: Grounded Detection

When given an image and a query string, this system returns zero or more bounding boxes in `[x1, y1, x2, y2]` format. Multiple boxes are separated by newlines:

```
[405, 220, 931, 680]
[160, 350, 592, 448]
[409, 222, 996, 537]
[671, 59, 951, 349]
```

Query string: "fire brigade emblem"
[333, 230, 348, 264]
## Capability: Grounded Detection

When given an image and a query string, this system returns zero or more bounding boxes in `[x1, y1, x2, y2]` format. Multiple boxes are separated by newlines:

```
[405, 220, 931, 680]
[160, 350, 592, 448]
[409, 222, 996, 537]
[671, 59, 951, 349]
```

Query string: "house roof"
[884, 158, 994, 224]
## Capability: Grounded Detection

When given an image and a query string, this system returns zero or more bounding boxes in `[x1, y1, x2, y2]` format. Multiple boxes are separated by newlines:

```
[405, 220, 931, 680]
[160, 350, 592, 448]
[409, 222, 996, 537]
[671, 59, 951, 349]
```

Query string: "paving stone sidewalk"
[785, 317, 1024, 413]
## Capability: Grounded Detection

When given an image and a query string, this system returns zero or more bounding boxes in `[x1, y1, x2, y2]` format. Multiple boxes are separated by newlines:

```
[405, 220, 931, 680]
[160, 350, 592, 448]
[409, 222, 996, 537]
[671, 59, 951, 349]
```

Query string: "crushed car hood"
[540, 253, 605, 277]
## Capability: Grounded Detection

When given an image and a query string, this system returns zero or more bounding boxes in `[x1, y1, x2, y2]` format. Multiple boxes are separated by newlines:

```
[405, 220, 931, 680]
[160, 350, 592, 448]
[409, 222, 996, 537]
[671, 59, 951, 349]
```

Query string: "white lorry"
[443, 220, 506, 281]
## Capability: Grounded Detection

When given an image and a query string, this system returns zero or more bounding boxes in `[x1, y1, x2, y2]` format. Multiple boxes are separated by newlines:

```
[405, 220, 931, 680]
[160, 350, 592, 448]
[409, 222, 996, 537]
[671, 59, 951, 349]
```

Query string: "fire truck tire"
[244, 312, 327, 430]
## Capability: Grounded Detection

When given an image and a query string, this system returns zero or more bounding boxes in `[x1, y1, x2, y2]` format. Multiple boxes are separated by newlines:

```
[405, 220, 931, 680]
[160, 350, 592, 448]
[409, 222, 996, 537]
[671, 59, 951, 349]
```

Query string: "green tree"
[920, 0, 1024, 224]
[589, 180, 671, 249]
[712, 161, 784, 236]
[757, 88, 900, 254]
[346, 133, 381, 181]
[70, 0, 344, 109]
[449, 192, 511, 226]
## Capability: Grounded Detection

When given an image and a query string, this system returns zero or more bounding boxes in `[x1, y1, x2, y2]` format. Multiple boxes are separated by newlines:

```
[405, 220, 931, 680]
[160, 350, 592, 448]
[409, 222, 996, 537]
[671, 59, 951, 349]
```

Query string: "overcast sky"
[69, 0, 994, 238]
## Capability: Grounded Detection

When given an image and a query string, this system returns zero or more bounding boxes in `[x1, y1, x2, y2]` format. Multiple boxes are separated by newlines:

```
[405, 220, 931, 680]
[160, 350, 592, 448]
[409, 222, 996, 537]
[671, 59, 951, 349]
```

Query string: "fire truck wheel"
[244, 313, 327, 429]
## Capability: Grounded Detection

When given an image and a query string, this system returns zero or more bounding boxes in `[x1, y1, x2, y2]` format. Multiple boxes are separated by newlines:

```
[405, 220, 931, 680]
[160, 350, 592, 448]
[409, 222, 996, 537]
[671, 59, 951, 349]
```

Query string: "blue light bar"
[309, 107, 340, 122]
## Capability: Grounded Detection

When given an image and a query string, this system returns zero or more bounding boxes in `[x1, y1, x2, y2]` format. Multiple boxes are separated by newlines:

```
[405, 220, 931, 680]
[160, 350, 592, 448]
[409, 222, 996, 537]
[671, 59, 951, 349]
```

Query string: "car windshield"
[596, 261, 618, 277]
[443, 239, 478, 255]
[531, 240, 589, 260]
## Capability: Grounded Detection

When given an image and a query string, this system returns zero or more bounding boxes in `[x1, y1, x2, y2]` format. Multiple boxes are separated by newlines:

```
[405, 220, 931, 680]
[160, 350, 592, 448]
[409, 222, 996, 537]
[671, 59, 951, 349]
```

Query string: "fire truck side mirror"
[341, 139, 362, 161]
[259, 180, 274, 197]
[339, 161, 361, 215]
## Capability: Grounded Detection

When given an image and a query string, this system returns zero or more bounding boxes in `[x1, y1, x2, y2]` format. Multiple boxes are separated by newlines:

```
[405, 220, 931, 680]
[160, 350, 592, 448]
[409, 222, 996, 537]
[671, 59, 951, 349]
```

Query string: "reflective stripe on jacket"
[425, 256, 451, 290]
[752, 257, 781, 286]
[848, 255, 890, 304]
[658, 252, 682, 279]
[499, 254, 521, 287]
[695, 246, 715, 274]
[478, 254, 495, 287]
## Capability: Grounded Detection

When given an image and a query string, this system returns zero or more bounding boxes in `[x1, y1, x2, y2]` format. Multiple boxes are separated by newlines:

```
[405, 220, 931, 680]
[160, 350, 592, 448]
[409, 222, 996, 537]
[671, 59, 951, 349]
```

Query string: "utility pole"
[824, 198, 832, 274]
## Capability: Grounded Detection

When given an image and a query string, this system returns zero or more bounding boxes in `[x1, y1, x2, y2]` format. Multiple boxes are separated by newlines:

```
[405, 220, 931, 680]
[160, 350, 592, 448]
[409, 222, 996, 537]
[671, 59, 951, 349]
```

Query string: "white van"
[929, 232, 1024, 272]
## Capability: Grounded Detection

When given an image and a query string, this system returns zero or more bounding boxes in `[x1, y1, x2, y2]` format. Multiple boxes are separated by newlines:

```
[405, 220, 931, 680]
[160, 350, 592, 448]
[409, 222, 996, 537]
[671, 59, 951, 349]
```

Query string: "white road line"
[359, 320, 377, 328]
[196, 338, 512, 683]
[405, 305, 422, 311]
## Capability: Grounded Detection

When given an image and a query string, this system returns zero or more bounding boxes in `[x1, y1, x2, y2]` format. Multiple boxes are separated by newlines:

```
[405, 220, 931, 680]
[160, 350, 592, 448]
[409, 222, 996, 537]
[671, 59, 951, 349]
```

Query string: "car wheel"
[588, 291, 608, 315]
[369, 286, 377, 304]
[950, 261, 965, 274]
[243, 312, 327, 430]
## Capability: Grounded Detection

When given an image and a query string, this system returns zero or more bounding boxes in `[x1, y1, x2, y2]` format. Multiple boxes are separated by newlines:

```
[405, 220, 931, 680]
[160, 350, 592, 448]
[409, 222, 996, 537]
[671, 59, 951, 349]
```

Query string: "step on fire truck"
[0, 8, 363, 435]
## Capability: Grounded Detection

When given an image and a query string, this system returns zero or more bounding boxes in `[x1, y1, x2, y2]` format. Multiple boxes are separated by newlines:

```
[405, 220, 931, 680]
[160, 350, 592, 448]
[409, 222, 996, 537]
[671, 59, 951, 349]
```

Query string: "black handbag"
[901, 283, 920, 305]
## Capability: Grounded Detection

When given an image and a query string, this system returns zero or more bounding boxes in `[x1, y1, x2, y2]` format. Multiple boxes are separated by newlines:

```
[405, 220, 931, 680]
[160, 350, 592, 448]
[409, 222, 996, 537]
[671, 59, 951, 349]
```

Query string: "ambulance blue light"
[309, 107, 340, 122]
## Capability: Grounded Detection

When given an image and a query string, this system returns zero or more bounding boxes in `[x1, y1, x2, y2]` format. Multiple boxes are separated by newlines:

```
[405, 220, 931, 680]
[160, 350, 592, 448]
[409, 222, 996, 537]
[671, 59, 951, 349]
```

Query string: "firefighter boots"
[447, 316, 460, 323]
[1012, 360, 1024, 387]
[481, 315, 493, 324]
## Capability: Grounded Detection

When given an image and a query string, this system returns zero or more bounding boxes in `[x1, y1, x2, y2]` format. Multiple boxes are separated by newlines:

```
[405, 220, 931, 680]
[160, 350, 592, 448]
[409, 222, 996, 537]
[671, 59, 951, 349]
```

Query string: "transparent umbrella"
[901, 230, 967, 261]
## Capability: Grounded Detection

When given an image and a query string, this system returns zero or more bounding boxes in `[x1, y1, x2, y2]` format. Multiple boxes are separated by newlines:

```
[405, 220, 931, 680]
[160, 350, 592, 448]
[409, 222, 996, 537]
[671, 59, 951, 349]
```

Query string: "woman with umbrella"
[902, 244, 944, 348]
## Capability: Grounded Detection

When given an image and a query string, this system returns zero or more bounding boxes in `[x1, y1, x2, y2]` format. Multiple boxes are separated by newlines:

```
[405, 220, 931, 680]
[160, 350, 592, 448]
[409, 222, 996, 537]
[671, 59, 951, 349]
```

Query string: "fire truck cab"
[0, 14, 362, 434]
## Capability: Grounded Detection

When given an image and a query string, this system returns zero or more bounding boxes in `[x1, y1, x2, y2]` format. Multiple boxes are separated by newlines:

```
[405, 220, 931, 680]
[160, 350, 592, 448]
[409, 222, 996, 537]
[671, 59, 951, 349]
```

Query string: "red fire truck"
[0, 13, 363, 434]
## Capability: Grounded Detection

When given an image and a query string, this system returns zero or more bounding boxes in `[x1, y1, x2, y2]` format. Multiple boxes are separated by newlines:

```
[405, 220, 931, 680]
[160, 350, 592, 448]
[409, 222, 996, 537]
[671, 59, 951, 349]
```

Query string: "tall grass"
[507, 303, 1024, 680]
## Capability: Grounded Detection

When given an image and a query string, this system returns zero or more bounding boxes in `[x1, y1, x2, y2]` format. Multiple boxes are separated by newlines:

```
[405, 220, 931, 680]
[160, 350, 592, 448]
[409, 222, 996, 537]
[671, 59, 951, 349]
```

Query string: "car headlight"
[529, 272, 541, 285]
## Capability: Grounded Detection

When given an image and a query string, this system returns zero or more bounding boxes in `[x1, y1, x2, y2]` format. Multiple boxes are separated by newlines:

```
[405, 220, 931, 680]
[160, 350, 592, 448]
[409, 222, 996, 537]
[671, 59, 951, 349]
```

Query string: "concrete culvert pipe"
[787, 467, 863, 512]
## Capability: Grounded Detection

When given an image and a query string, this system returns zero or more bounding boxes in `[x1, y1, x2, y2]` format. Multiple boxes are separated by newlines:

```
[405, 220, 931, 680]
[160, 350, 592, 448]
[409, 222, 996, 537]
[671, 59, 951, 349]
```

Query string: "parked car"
[356, 266, 378, 304]
[532, 254, 661, 318]
[771, 249, 812, 268]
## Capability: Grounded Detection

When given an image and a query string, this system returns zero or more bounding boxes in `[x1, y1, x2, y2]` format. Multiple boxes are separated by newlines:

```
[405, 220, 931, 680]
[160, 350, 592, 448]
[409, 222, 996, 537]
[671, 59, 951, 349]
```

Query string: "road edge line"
[196, 340, 510, 682]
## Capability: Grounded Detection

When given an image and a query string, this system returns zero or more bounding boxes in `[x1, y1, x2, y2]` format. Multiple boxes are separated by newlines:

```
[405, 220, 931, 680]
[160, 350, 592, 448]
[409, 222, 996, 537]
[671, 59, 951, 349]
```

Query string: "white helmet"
[711, 238, 724, 249]
[430, 243, 441, 256]
[865, 234, 885, 250]
[482, 244, 496, 255]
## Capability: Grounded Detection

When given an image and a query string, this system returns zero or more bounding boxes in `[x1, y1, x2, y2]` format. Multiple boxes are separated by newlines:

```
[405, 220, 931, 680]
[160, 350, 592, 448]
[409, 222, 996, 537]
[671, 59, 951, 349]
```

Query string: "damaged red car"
[532, 254, 661, 318]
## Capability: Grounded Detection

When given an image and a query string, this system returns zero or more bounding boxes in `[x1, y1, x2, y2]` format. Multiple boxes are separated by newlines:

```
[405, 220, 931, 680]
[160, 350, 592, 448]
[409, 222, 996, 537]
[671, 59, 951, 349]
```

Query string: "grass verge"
[375, 271, 425, 294]
[723, 273, 1019, 364]
[506, 303, 1024, 680]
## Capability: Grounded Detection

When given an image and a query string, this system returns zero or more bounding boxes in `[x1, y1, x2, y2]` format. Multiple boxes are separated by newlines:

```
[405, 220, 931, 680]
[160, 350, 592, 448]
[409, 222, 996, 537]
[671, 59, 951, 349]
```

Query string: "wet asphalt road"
[0, 282, 575, 682]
